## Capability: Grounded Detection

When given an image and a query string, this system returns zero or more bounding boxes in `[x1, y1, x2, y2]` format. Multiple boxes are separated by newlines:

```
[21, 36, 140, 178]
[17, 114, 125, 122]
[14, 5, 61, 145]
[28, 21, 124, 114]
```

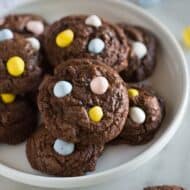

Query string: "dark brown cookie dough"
[26, 127, 104, 176]
[0, 96, 38, 144]
[0, 14, 48, 37]
[38, 59, 129, 145]
[43, 15, 129, 71]
[0, 34, 43, 94]
[119, 24, 157, 82]
[0, 14, 52, 76]
[144, 186, 185, 190]
[113, 86, 164, 145]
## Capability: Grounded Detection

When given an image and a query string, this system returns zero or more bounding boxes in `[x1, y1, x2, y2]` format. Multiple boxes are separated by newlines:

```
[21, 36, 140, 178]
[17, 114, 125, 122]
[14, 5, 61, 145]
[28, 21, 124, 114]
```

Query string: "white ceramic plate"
[0, 0, 189, 188]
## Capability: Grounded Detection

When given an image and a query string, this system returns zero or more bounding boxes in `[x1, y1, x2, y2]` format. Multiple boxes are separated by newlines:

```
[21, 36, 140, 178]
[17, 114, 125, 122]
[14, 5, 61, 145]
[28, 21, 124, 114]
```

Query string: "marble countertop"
[0, 0, 190, 189]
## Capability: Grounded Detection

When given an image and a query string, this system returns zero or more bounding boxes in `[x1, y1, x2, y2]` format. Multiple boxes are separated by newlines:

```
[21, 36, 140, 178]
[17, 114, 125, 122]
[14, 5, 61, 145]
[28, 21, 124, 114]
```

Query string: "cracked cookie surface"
[26, 126, 104, 176]
[0, 97, 37, 144]
[113, 86, 164, 145]
[119, 24, 157, 82]
[38, 59, 129, 145]
[43, 15, 129, 71]
[0, 34, 43, 94]
[0, 14, 48, 37]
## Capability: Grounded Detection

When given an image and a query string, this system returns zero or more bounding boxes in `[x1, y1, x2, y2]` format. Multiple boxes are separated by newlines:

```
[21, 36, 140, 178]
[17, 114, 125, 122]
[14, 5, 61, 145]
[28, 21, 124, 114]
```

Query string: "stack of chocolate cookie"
[0, 14, 165, 176]
[27, 58, 129, 176]
[0, 14, 47, 144]
[26, 15, 165, 176]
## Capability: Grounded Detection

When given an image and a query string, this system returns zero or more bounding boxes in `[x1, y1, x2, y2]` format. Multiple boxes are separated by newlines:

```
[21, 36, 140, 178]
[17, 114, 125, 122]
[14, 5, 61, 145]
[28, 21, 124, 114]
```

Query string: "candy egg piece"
[53, 81, 73, 98]
[56, 29, 74, 48]
[26, 20, 44, 35]
[85, 15, 102, 28]
[90, 76, 109, 95]
[26, 37, 40, 51]
[128, 88, 139, 98]
[6, 56, 25, 77]
[1, 93, 16, 104]
[53, 139, 75, 156]
[0, 29, 14, 42]
[129, 106, 146, 124]
[88, 38, 105, 54]
[182, 26, 190, 48]
[132, 41, 147, 59]
[88, 106, 103, 122]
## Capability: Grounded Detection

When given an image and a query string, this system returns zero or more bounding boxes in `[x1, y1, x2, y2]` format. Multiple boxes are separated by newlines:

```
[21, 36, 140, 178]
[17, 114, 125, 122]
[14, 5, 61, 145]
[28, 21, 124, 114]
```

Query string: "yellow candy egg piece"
[7, 56, 25, 77]
[1, 93, 16, 104]
[88, 106, 103, 122]
[128, 88, 139, 98]
[56, 29, 74, 48]
[183, 27, 190, 48]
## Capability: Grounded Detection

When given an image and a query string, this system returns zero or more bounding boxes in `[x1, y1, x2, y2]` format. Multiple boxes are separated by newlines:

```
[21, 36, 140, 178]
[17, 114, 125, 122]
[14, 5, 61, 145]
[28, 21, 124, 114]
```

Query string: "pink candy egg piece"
[90, 76, 109, 95]
[26, 20, 44, 35]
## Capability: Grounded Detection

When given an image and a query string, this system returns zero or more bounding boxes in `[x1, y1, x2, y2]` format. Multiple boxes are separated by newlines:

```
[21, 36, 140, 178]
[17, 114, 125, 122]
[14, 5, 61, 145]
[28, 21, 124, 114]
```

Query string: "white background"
[0, 0, 190, 189]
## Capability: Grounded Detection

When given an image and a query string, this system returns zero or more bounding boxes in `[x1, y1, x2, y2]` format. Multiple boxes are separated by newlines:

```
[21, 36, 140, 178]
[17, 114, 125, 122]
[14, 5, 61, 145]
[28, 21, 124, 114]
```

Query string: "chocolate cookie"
[0, 14, 47, 37]
[113, 86, 164, 145]
[144, 186, 185, 190]
[119, 24, 157, 82]
[0, 33, 43, 94]
[38, 59, 129, 145]
[0, 96, 37, 144]
[26, 126, 104, 176]
[43, 15, 129, 71]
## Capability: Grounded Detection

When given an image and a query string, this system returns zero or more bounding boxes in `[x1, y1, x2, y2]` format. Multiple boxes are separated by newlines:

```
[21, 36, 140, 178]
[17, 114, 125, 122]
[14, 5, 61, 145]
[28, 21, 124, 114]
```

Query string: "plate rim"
[0, 0, 189, 188]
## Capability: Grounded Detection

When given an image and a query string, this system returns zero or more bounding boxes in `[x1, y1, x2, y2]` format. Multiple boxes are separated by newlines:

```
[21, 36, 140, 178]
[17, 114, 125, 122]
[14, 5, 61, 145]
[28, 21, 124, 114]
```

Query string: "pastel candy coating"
[128, 88, 139, 98]
[26, 37, 40, 51]
[88, 38, 105, 54]
[0, 93, 16, 104]
[85, 15, 102, 28]
[56, 29, 74, 48]
[6, 56, 25, 77]
[0, 29, 14, 42]
[88, 106, 103, 122]
[26, 20, 44, 35]
[129, 106, 146, 124]
[53, 81, 73, 98]
[183, 27, 190, 48]
[132, 41, 147, 59]
[53, 139, 75, 156]
[90, 76, 109, 95]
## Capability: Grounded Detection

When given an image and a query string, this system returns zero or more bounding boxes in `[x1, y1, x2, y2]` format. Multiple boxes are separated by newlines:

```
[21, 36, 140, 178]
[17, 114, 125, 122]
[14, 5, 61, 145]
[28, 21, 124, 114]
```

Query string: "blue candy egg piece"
[53, 81, 72, 98]
[0, 29, 14, 42]
[88, 38, 105, 54]
[53, 139, 75, 156]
